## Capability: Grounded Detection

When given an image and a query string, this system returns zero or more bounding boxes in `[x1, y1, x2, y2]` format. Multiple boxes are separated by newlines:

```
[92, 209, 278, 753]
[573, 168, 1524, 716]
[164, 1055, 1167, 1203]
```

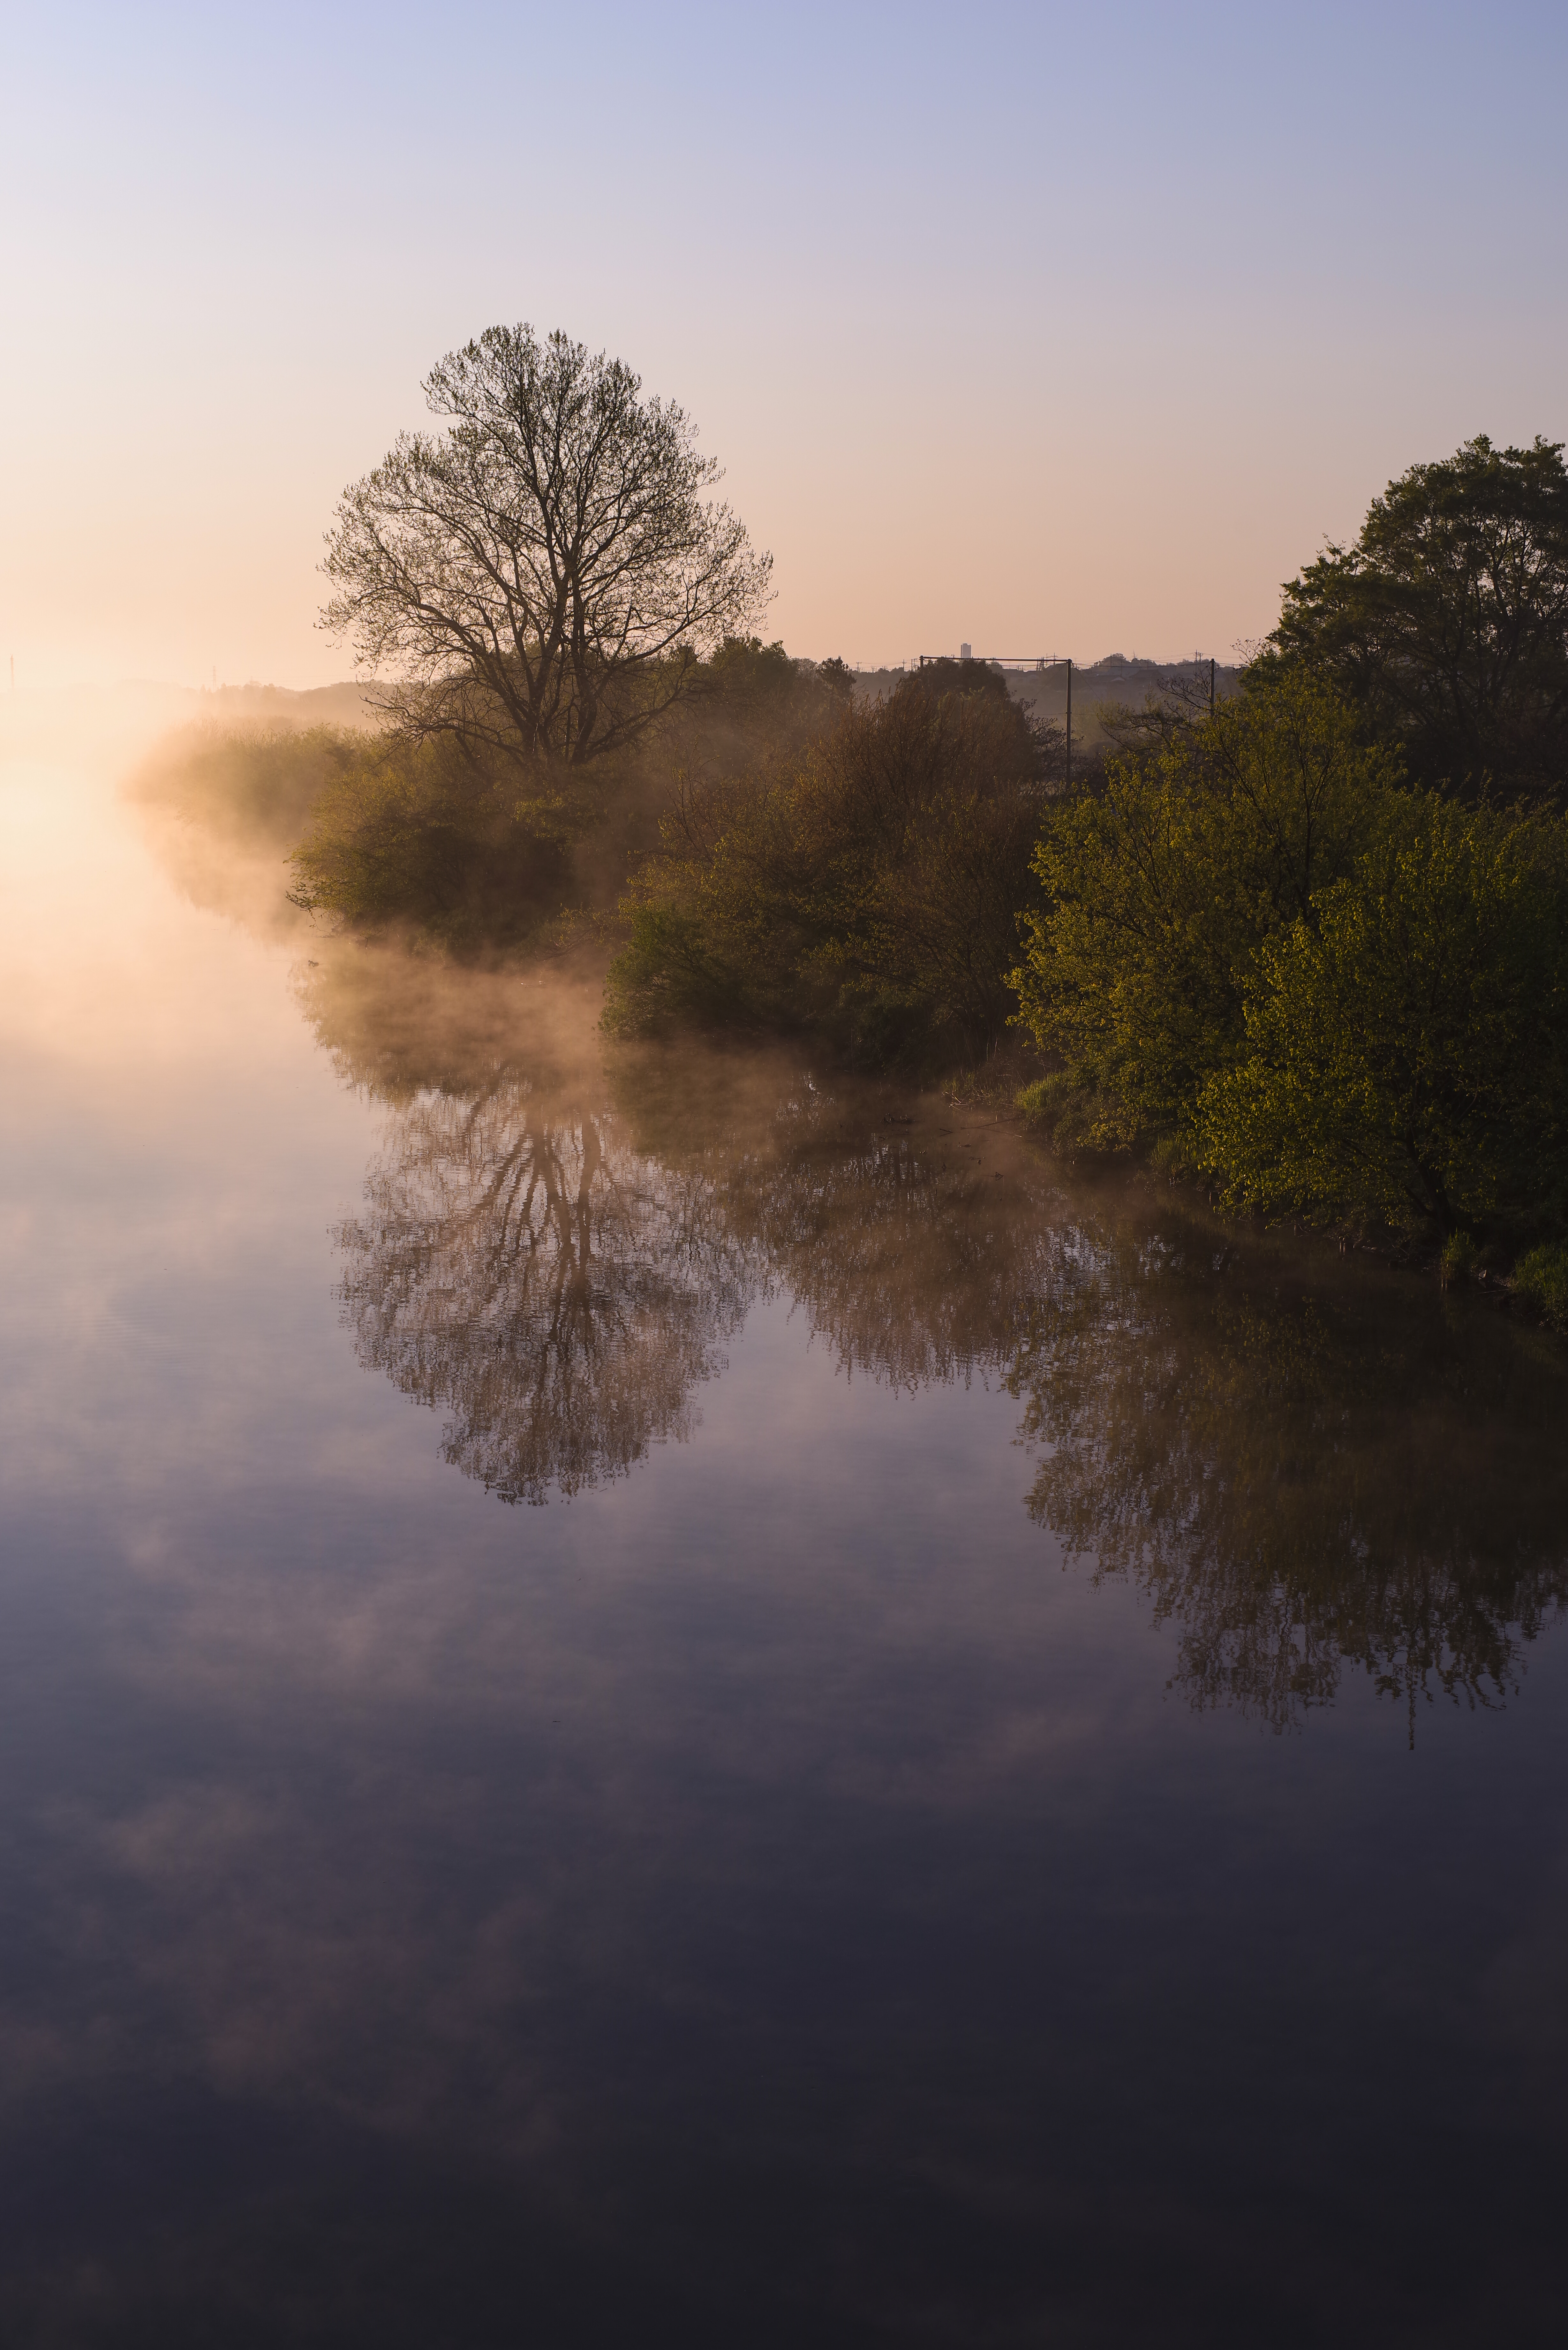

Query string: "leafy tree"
[813, 656, 857, 708]
[287, 731, 570, 948]
[606, 670, 1043, 1061]
[904, 656, 1017, 708]
[702, 635, 798, 714]
[1196, 800, 1568, 1232]
[1271, 435, 1568, 803]
[682, 637, 856, 760]
[1009, 674, 1395, 1147]
[321, 324, 772, 777]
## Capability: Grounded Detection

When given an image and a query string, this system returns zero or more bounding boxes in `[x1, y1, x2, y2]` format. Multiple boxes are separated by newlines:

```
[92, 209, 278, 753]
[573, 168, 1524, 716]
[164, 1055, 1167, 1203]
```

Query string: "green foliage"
[702, 634, 800, 713]
[1009, 672, 1395, 1148]
[1514, 1241, 1568, 1331]
[1197, 800, 1568, 1232]
[1271, 434, 1568, 804]
[137, 639, 866, 955]
[605, 674, 1043, 1063]
[288, 732, 570, 950]
[1439, 1230, 1478, 1287]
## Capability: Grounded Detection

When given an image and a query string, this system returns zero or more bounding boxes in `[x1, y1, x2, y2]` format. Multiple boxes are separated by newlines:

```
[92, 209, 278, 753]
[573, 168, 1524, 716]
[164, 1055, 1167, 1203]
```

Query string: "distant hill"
[182, 679, 381, 727]
[0, 677, 383, 768]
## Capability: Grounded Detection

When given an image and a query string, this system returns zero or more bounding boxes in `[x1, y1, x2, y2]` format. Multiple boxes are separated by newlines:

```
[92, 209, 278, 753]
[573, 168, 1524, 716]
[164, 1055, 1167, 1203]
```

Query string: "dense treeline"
[596, 436, 1568, 1280]
[143, 402, 1568, 1303]
[279, 638, 856, 951]
[603, 660, 1046, 1061]
[1012, 671, 1568, 1259]
[1008, 436, 1568, 1284]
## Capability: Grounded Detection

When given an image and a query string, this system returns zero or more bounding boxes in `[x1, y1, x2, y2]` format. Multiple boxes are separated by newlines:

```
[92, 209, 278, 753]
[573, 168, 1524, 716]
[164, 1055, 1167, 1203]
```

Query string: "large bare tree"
[322, 325, 773, 770]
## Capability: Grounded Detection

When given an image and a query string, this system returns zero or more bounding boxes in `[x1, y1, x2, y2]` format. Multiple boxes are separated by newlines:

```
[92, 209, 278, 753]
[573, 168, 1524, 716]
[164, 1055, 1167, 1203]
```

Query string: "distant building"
[960, 642, 971, 660]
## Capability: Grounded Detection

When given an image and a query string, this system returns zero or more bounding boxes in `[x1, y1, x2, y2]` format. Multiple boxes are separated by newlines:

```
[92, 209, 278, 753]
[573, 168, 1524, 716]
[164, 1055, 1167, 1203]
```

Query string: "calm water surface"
[2, 733, 1567, 2345]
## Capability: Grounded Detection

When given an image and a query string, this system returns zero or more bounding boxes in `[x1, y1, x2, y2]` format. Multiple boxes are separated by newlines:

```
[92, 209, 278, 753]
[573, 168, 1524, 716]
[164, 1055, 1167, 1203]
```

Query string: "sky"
[2, 0, 1565, 688]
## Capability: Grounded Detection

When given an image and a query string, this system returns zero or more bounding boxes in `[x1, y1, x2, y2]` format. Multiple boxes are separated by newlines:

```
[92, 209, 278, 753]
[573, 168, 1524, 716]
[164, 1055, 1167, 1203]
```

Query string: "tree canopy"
[321, 325, 772, 773]
[1009, 667, 1568, 1239]
[1196, 799, 1568, 1232]
[605, 673, 1044, 1061]
[1009, 673, 1393, 1148]
[1271, 435, 1568, 803]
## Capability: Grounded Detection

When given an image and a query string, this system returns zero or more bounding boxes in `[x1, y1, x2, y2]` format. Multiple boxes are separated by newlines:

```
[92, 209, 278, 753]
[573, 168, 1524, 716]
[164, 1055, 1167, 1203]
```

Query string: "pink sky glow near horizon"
[3, 1, 1565, 694]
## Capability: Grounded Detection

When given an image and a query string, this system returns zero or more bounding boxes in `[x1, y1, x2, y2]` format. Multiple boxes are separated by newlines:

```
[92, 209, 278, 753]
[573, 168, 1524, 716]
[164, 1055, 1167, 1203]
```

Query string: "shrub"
[605, 675, 1044, 1064]
[1197, 799, 1568, 1232]
[1009, 673, 1397, 1147]
[1515, 1242, 1568, 1331]
[288, 732, 571, 949]
[1015, 1071, 1126, 1148]
[1439, 1230, 1478, 1287]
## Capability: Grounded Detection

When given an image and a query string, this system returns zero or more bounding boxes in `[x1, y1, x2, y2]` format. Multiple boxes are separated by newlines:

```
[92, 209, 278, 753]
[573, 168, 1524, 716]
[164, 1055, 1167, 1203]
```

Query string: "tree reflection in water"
[339, 1076, 754, 1501]
[1007, 1231, 1568, 1734]
[613, 1056, 1065, 1392]
[335, 1046, 1061, 1501]
[320, 951, 1567, 1726]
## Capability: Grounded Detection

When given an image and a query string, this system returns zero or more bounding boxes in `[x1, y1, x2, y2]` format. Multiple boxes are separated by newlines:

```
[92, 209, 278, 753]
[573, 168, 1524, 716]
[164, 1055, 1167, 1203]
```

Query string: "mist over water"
[3, 714, 1568, 2343]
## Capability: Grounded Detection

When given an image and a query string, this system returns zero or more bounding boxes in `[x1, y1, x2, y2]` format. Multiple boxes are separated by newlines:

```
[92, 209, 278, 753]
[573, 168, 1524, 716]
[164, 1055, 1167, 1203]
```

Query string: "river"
[2, 716, 1565, 2345]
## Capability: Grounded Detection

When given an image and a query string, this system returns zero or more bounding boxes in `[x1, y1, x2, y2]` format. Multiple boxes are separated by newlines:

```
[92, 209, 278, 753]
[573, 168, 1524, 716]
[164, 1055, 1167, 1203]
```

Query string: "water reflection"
[333, 1028, 1068, 1502]
[314, 952, 1568, 1728]
[1008, 1231, 1568, 1733]
[613, 1056, 1063, 1390]
[11, 783, 1568, 2337]
[340, 1077, 752, 1501]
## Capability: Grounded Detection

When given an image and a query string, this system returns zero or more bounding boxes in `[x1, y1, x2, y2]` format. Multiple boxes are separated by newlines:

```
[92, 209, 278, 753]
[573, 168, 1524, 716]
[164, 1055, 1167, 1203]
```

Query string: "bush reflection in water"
[328, 995, 1568, 1732]
[1009, 1238, 1568, 1734]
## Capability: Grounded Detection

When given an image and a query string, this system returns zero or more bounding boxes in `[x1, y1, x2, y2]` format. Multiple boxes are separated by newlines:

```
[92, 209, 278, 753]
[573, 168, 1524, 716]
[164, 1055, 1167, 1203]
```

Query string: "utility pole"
[1209, 656, 1215, 716]
[1065, 659, 1071, 786]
